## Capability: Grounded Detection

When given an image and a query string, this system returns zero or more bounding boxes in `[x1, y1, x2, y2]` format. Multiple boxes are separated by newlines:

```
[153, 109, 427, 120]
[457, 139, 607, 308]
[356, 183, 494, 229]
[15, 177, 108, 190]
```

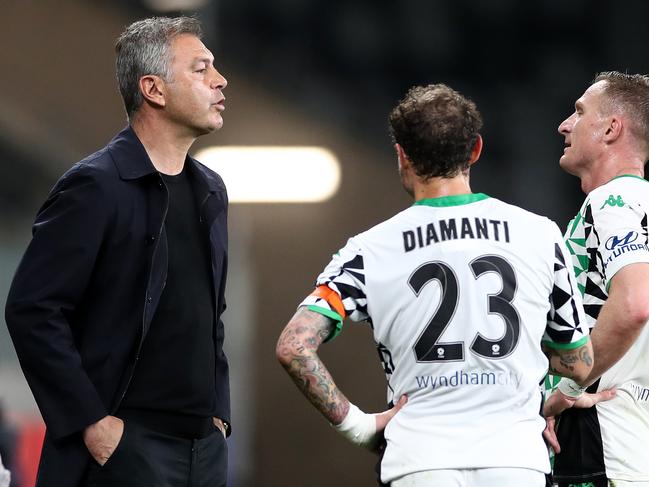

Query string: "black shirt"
[121, 168, 216, 438]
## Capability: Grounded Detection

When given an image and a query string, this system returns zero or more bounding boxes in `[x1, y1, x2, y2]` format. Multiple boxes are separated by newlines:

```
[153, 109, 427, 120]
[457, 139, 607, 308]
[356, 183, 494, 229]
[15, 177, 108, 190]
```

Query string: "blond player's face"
[163, 34, 228, 135]
[557, 81, 609, 177]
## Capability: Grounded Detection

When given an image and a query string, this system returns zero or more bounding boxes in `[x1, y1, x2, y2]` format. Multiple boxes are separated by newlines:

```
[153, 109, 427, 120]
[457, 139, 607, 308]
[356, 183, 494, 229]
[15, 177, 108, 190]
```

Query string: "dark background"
[1, 1, 648, 486]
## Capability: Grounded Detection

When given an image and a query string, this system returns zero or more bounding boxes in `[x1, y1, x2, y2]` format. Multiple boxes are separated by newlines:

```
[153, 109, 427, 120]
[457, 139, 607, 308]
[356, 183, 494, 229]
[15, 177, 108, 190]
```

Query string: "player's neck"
[412, 174, 472, 202]
[581, 153, 645, 194]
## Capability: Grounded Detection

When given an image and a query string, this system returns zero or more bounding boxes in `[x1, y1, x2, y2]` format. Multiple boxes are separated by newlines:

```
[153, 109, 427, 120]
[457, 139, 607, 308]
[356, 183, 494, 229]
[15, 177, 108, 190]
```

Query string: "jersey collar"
[413, 193, 490, 207]
[610, 174, 647, 183]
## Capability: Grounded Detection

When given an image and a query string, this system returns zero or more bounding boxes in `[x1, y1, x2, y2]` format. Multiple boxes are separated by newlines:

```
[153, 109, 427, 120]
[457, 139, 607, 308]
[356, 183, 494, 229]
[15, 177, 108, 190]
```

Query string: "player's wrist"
[332, 403, 377, 448]
[557, 377, 587, 399]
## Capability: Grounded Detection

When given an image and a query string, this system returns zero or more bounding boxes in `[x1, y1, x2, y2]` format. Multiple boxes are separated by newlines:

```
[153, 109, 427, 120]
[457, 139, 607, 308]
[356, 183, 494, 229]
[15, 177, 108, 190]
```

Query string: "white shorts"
[391, 468, 545, 487]
[609, 482, 649, 486]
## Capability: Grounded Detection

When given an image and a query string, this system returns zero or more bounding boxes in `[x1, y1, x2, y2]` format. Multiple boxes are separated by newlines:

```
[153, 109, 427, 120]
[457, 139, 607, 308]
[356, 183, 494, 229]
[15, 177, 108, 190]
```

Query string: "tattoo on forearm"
[579, 346, 593, 367]
[543, 343, 593, 379]
[277, 308, 349, 424]
[559, 350, 578, 372]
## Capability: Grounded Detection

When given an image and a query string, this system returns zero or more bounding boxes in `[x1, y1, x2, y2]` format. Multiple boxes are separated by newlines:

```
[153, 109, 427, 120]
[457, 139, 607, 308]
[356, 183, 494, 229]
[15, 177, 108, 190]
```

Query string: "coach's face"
[558, 81, 609, 177]
[164, 34, 227, 136]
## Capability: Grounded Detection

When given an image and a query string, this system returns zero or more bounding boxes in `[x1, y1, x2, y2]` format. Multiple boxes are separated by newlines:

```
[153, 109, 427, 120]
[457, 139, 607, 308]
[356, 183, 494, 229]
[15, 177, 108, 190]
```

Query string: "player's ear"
[139, 74, 166, 109]
[468, 135, 483, 166]
[395, 143, 412, 173]
[603, 116, 622, 144]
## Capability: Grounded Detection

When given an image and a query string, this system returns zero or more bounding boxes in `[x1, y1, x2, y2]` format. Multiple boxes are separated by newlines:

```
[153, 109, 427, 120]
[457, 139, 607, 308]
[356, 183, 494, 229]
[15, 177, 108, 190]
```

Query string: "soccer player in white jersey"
[276, 84, 594, 487]
[544, 72, 649, 487]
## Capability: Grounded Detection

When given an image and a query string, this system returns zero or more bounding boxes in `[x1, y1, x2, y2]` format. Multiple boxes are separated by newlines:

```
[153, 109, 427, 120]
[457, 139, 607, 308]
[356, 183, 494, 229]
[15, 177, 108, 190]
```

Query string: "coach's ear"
[468, 135, 483, 165]
[139, 74, 166, 109]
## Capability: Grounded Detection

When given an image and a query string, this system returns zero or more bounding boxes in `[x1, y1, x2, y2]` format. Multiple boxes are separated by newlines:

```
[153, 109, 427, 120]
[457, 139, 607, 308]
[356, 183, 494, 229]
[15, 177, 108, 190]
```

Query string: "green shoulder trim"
[568, 212, 583, 236]
[307, 305, 343, 342]
[414, 193, 490, 207]
[610, 174, 647, 183]
[542, 335, 589, 350]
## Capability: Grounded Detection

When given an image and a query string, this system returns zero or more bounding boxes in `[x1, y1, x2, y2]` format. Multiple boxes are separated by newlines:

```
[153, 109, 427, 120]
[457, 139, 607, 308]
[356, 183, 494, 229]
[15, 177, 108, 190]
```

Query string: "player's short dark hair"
[592, 71, 649, 156]
[115, 16, 203, 118]
[389, 84, 483, 180]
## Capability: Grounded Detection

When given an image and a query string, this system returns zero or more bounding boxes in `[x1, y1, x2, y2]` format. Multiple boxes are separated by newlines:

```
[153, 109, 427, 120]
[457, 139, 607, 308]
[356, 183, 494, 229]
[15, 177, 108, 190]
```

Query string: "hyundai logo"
[605, 231, 639, 250]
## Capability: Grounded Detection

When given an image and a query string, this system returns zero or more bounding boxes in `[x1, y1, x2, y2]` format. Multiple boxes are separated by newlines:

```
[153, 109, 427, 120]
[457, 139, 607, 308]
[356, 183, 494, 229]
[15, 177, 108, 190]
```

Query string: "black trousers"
[83, 420, 227, 487]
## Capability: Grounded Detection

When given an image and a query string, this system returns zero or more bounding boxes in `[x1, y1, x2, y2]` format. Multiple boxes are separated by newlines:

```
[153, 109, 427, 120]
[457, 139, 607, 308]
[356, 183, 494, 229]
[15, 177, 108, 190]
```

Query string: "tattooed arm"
[542, 265, 648, 430]
[276, 306, 407, 447]
[275, 307, 351, 424]
[542, 339, 594, 385]
[542, 339, 595, 423]
[546, 264, 649, 388]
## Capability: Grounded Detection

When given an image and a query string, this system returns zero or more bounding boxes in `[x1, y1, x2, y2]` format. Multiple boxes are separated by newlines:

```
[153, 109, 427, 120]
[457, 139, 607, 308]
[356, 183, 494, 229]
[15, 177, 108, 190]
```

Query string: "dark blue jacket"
[5, 126, 230, 487]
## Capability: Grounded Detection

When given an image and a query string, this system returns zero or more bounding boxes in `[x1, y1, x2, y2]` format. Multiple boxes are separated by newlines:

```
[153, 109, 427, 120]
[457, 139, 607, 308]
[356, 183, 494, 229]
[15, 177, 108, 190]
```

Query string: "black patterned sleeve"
[300, 237, 370, 323]
[543, 234, 590, 350]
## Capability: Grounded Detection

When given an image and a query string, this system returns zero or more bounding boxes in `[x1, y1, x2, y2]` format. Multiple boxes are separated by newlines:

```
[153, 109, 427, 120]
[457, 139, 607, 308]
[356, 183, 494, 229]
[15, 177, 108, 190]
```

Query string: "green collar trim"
[611, 174, 647, 183]
[414, 193, 490, 207]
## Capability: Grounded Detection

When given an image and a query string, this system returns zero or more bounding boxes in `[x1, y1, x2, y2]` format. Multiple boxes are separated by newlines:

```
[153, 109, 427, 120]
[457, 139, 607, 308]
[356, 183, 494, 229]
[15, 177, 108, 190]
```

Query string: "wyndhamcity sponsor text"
[415, 368, 523, 390]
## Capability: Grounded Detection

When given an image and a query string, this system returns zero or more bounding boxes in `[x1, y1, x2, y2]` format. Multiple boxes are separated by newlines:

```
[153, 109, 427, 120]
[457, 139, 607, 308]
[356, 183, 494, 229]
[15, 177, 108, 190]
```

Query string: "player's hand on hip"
[366, 395, 407, 454]
[83, 415, 124, 466]
[544, 387, 617, 418]
[574, 387, 616, 408]
[543, 416, 560, 453]
[543, 389, 578, 418]
[375, 395, 408, 434]
[542, 387, 616, 454]
[334, 395, 408, 452]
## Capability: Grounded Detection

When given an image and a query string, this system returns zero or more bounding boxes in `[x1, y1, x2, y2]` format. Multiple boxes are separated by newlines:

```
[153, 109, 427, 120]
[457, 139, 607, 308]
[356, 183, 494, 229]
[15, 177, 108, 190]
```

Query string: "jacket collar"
[107, 125, 225, 194]
[187, 156, 226, 195]
[108, 126, 158, 180]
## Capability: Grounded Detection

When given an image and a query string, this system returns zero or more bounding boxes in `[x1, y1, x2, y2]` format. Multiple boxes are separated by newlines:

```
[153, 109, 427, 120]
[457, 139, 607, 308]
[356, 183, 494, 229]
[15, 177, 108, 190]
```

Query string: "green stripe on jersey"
[413, 193, 489, 207]
[611, 174, 648, 183]
[542, 335, 589, 350]
[569, 212, 583, 235]
[307, 305, 343, 342]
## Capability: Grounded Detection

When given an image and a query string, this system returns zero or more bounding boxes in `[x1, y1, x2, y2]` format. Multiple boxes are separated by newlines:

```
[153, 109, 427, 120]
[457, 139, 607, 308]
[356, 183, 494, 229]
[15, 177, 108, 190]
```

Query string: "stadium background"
[0, 0, 648, 485]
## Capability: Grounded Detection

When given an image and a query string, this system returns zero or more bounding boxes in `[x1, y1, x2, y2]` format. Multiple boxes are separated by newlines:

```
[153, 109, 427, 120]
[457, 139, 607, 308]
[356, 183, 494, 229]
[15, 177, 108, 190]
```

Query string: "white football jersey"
[301, 193, 589, 483]
[558, 175, 649, 482]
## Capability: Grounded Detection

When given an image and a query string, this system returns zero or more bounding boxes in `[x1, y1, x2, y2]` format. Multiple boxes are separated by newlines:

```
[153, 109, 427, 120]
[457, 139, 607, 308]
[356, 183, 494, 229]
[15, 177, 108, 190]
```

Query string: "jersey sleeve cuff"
[542, 335, 589, 351]
[307, 305, 343, 342]
[604, 259, 649, 292]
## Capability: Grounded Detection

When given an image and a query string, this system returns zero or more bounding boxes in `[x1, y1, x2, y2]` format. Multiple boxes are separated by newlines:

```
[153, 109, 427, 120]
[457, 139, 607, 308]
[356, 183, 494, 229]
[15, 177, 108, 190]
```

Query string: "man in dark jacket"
[5, 16, 231, 487]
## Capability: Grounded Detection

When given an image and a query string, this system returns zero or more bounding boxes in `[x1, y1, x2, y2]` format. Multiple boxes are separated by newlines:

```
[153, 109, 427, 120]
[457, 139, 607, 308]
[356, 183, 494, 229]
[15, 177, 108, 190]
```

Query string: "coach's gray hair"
[115, 16, 203, 118]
